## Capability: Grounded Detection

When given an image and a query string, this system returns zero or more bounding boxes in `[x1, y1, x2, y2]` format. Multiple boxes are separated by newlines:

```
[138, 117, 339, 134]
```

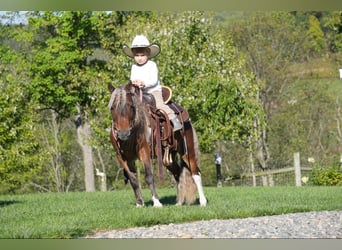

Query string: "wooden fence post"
[294, 152, 302, 187]
[249, 151, 256, 187]
[95, 168, 107, 191]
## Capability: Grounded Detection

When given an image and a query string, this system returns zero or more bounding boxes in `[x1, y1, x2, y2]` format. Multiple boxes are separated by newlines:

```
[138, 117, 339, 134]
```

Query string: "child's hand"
[132, 80, 145, 88]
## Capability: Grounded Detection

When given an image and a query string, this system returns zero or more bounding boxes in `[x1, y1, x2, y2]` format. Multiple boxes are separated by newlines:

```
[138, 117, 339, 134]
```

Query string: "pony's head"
[108, 84, 137, 140]
[108, 83, 148, 141]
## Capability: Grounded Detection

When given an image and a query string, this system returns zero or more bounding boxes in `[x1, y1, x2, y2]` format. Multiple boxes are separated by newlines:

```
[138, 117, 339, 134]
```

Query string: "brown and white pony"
[108, 82, 206, 207]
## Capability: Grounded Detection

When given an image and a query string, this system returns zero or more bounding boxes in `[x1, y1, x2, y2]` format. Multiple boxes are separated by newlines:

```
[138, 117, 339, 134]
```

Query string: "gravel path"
[86, 210, 342, 238]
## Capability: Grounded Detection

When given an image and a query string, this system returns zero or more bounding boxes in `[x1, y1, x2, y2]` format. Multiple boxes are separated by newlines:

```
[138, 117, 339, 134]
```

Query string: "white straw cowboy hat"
[123, 35, 160, 59]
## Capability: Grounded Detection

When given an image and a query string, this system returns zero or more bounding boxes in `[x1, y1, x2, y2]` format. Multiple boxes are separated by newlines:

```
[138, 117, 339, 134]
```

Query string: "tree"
[293, 11, 342, 53]
[34, 110, 83, 192]
[307, 15, 325, 56]
[229, 12, 311, 170]
[1, 11, 269, 192]
[0, 29, 41, 193]
[23, 11, 106, 191]
[158, 12, 263, 153]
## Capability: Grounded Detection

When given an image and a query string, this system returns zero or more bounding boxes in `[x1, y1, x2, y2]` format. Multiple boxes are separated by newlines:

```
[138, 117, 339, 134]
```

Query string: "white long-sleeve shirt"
[130, 60, 161, 93]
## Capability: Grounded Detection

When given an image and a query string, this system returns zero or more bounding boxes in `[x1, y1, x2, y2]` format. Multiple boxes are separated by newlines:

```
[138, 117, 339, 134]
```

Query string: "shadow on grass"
[0, 200, 21, 207]
[145, 196, 207, 206]
[145, 195, 177, 206]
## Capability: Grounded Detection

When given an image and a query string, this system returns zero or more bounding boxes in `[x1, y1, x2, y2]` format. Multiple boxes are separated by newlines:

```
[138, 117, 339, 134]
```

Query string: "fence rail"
[225, 152, 313, 187]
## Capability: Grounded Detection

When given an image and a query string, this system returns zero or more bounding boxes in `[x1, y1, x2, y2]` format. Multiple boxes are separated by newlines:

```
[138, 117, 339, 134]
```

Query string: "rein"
[139, 87, 143, 102]
[110, 121, 123, 154]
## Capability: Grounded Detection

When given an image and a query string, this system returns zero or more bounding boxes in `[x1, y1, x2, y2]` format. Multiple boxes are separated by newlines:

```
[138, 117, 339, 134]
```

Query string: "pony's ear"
[125, 81, 137, 94]
[108, 83, 115, 93]
[126, 80, 134, 89]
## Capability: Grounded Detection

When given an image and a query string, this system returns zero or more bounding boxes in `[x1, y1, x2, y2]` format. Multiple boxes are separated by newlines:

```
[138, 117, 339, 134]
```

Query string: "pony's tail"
[177, 125, 200, 205]
[177, 167, 197, 205]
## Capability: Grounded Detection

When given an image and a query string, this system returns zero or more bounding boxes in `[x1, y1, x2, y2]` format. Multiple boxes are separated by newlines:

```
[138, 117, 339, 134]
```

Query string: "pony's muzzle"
[117, 129, 131, 140]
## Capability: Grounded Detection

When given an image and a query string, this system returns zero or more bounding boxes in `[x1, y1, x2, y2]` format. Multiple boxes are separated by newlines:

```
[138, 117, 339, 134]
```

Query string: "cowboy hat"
[122, 35, 160, 59]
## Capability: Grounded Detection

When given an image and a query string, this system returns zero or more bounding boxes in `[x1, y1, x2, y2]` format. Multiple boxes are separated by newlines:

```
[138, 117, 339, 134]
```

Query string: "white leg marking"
[192, 174, 207, 206]
[152, 195, 163, 207]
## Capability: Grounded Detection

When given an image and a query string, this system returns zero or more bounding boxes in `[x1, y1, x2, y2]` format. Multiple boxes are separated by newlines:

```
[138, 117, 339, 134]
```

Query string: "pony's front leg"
[139, 147, 162, 207]
[144, 162, 162, 207]
[124, 168, 144, 207]
[119, 159, 144, 206]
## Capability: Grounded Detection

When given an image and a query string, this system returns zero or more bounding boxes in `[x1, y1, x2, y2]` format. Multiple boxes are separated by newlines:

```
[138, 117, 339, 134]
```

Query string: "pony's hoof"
[153, 202, 163, 208]
[152, 196, 163, 207]
[200, 199, 207, 207]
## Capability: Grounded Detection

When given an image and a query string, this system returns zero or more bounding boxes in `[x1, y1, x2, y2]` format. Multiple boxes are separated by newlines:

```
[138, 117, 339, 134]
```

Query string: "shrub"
[309, 165, 342, 186]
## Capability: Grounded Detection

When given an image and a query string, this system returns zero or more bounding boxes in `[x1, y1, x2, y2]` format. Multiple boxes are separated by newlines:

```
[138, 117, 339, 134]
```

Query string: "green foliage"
[230, 12, 307, 73]
[320, 11, 342, 52]
[227, 11, 342, 173]
[307, 15, 325, 56]
[102, 11, 262, 152]
[267, 78, 340, 168]
[32, 111, 85, 192]
[2, 11, 342, 194]
[310, 165, 342, 186]
[0, 187, 341, 238]
[0, 40, 42, 194]
[226, 12, 309, 171]
[27, 11, 101, 118]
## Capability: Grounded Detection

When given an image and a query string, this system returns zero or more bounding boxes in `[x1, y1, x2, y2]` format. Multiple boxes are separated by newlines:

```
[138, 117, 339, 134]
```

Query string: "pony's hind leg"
[186, 157, 207, 206]
[179, 157, 207, 206]
[181, 125, 207, 207]
[192, 173, 207, 207]
[165, 153, 185, 205]
[176, 160, 205, 206]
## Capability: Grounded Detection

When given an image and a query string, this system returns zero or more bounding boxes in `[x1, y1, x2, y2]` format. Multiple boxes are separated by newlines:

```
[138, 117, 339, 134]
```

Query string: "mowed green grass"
[1, 186, 341, 238]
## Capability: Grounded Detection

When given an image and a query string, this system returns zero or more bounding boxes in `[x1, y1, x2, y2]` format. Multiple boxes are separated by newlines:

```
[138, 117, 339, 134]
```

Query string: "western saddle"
[131, 84, 190, 179]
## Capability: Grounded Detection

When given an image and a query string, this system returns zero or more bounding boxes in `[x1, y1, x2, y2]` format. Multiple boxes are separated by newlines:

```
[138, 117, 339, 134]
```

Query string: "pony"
[108, 82, 207, 207]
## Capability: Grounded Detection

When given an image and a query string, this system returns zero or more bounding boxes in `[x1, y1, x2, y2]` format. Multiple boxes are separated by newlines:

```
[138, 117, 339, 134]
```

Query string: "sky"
[0, 11, 28, 24]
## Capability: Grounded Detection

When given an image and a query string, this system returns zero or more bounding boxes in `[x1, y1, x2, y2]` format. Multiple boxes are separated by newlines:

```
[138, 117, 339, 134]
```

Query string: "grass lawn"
[1, 186, 341, 238]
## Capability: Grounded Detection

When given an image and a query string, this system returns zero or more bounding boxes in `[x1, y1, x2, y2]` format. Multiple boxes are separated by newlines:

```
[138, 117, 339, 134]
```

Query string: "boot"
[171, 117, 183, 131]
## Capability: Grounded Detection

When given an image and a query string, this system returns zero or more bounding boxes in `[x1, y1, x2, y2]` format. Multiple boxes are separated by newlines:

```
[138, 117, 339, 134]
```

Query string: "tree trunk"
[76, 107, 95, 192]
[43, 110, 64, 192]
[50, 110, 63, 192]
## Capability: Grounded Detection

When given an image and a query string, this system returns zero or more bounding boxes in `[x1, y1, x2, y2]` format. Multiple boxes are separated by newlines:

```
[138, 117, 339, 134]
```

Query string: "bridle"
[110, 94, 136, 141]
[111, 121, 132, 141]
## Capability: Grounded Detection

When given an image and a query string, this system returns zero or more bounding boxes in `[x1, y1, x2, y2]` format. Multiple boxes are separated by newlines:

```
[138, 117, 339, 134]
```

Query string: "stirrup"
[171, 117, 182, 131]
[162, 147, 173, 166]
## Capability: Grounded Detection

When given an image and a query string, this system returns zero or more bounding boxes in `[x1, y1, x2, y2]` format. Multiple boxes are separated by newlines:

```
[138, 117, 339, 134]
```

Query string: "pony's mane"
[108, 85, 147, 128]
[112, 87, 128, 115]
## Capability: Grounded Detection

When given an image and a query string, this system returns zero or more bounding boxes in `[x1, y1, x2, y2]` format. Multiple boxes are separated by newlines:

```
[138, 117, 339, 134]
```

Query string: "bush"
[309, 165, 342, 186]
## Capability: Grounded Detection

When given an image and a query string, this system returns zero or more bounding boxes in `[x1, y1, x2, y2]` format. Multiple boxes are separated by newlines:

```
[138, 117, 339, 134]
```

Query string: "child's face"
[134, 52, 149, 65]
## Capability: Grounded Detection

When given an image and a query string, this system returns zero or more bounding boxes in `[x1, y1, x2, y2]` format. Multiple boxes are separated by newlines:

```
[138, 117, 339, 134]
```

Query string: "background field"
[1, 186, 342, 238]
